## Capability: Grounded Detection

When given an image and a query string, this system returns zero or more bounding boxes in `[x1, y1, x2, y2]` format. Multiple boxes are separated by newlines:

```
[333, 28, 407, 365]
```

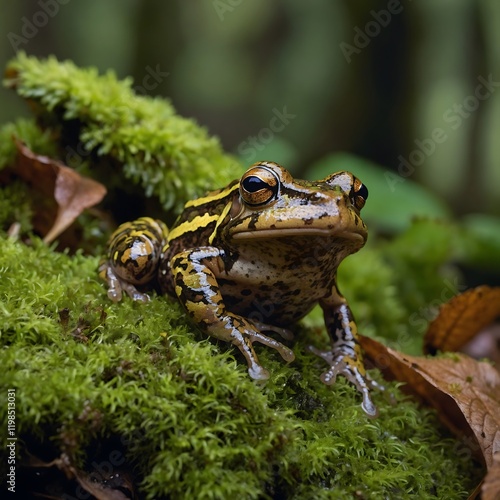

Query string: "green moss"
[0, 118, 57, 171]
[0, 181, 33, 234]
[0, 235, 479, 498]
[4, 53, 241, 213]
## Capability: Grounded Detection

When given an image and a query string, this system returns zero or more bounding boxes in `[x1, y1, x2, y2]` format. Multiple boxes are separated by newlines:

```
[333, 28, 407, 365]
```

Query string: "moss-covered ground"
[0, 236, 479, 498]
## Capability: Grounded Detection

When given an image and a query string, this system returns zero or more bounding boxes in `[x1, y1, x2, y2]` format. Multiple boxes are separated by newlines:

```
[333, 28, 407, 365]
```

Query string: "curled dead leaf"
[482, 452, 500, 500]
[7, 139, 106, 243]
[25, 452, 135, 499]
[424, 286, 500, 355]
[361, 335, 500, 470]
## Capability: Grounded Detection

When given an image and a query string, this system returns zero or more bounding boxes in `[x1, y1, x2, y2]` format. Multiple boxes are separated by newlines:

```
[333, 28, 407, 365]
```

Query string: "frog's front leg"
[311, 286, 381, 417]
[170, 247, 295, 380]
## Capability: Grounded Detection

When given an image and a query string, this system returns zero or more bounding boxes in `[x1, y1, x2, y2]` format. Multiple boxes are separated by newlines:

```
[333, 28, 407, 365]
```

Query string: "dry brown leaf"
[72, 468, 135, 500]
[482, 452, 500, 500]
[25, 453, 135, 499]
[424, 286, 500, 354]
[361, 335, 500, 469]
[12, 139, 106, 243]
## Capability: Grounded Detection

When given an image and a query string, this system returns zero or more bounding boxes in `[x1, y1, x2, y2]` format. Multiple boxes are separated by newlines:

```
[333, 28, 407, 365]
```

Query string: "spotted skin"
[98, 217, 168, 302]
[100, 161, 381, 416]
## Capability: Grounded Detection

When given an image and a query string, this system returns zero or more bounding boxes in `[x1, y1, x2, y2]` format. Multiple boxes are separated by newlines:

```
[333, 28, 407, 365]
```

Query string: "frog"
[99, 161, 381, 416]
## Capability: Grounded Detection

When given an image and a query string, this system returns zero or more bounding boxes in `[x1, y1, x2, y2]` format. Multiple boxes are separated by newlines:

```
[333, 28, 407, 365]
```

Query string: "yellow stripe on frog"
[167, 212, 219, 241]
[184, 184, 239, 208]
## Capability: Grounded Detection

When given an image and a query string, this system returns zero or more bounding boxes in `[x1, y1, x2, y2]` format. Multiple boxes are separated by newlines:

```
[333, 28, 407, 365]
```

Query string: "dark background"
[1, 0, 499, 217]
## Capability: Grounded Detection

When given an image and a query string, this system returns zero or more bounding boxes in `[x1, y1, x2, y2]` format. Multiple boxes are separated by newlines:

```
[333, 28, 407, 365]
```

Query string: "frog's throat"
[231, 229, 365, 241]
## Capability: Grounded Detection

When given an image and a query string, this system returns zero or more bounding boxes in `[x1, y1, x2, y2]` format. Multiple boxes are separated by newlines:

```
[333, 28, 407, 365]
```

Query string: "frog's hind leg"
[171, 247, 295, 380]
[99, 217, 168, 302]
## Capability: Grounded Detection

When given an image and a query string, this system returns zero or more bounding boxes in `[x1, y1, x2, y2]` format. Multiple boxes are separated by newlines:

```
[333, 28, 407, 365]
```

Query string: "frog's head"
[227, 161, 368, 249]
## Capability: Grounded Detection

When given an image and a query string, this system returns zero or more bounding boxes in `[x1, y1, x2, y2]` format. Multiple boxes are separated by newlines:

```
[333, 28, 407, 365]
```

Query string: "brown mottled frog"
[99, 161, 381, 415]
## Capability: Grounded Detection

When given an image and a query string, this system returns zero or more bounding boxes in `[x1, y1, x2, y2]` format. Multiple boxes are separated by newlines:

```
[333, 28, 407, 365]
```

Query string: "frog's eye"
[240, 166, 280, 206]
[351, 177, 368, 210]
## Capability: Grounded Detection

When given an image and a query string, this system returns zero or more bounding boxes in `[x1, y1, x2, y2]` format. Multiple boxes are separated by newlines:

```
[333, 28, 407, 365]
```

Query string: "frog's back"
[159, 180, 239, 292]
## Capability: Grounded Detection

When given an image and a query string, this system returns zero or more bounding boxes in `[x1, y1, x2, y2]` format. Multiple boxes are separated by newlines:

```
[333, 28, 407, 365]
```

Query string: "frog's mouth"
[232, 228, 365, 241]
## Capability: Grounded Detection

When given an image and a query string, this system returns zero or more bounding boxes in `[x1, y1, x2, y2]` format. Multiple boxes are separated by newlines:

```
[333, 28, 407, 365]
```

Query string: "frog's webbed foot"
[309, 346, 383, 417]
[250, 320, 295, 341]
[99, 262, 150, 303]
[229, 319, 295, 381]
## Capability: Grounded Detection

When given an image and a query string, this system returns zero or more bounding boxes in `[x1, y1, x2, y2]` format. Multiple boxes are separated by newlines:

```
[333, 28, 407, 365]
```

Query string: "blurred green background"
[1, 0, 499, 218]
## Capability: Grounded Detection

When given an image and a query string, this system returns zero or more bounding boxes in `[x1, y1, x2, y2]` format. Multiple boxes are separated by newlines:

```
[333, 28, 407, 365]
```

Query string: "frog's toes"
[250, 330, 295, 362]
[251, 320, 295, 341]
[229, 331, 271, 380]
[107, 287, 123, 302]
[108, 277, 150, 303]
[248, 364, 270, 381]
[309, 345, 380, 417]
[121, 281, 151, 303]
[230, 325, 296, 382]
[360, 388, 378, 418]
